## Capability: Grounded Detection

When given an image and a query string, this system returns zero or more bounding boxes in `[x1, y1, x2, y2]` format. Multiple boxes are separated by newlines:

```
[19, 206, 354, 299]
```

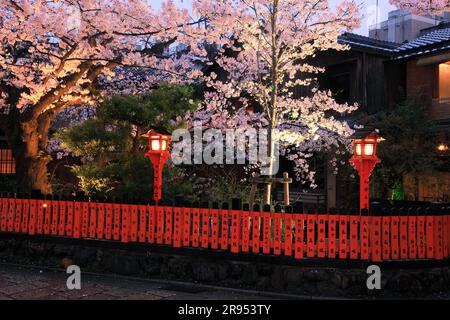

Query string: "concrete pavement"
[0, 263, 280, 300]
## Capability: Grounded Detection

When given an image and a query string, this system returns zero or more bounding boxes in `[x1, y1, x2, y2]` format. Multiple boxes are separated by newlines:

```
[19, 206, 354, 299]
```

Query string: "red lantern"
[350, 130, 383, 212]
[143, 130, 171, 203]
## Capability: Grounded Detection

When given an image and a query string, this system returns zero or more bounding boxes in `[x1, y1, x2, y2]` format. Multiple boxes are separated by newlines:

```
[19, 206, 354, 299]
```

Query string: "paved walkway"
[0, 264, 275, 300]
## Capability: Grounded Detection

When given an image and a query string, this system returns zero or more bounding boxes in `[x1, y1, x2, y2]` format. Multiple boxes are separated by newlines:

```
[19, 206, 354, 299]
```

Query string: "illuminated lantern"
[350, 130, 383, 212]
[143, 130, 171, 203]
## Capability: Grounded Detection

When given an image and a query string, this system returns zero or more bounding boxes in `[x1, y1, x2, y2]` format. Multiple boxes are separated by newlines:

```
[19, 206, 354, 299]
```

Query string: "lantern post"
[143, 130, 171, 203]
[350, 130, 383, 212]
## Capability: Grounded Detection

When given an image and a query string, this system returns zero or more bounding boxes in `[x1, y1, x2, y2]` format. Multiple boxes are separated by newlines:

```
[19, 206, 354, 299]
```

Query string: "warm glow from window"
[151, 139, 161, 151]
[438, 144, 449, 152]
[439, 62, 450, 98]
[161, 140, 167, 151]
[355, 143, 362, 156]
[364, 144, 374, 156]
[0, 149, 15, 174]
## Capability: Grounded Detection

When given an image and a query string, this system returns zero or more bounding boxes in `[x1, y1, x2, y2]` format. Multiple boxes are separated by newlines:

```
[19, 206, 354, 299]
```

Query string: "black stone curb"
[1, 232, 450, 270]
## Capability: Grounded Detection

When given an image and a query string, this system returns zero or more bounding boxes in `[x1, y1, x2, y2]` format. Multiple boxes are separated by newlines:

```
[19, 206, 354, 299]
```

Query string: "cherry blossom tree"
[389, 0, 450, 15]
[190, 0, 360, 203]
[0, 0, 205, 194]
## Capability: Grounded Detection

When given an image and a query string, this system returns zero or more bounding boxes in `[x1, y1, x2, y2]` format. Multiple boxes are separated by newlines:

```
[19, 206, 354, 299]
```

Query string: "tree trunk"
[4, 114, 53, 195]
[262, 0, 279, 205]
[263, 127, 276, 205]
[15, 152, 52, 195]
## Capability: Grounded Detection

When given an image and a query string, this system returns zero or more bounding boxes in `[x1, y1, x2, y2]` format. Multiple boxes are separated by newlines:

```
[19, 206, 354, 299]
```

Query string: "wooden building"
[316, 23, 450, 207]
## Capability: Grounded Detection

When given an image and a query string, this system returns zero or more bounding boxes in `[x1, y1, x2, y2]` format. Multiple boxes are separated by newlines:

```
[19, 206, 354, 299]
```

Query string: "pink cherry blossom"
[186, 0, 360, 186]
[390, 0, 450, 15]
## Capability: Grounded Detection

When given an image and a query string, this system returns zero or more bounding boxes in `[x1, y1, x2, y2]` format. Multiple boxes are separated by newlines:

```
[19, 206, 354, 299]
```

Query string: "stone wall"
[1, 237, 450, 298]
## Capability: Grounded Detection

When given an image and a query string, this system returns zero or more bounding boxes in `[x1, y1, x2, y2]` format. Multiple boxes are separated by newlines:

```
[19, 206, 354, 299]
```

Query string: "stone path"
[0, 264, 277, 300]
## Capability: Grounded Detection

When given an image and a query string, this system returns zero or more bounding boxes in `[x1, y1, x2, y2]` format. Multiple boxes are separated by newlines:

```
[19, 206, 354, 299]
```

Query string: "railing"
[430, 97, 450, 120]
[0, 194, 449, 262]
[275, 190, 326, 206]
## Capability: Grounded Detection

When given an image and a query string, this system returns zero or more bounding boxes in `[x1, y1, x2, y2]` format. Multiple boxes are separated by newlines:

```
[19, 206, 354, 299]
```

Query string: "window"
[438, 62, 450, 98]
[0, 149, 15, 174]
[318, 73, 351, 104]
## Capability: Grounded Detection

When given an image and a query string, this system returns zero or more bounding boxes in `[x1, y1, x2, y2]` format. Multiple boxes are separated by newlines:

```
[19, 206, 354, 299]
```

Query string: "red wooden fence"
[0, 195, 449, 262]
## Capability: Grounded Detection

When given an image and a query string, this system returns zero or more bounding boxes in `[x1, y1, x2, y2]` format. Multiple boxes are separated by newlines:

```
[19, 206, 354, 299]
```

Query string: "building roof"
[393, 25, 450, 59]
[338, 23, 450, 60]
[338, 32, 400, 54]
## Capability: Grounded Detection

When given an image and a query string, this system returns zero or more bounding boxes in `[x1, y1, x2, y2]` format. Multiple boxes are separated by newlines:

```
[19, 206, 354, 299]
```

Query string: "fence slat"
[317, 213, 326, 258]
[211, 206, 219, 249]
[0, 197, 8, 231]
[349, 214, 359, 259]
[417, 209, 426, 259]
[65, 201, 74, 237]
[89, 202, 97, 239]
[306, 213, 316, 258]
[73, 201, 81, 239]
[121, 204, 131, 243]
[138, 205, 147, 243]
[97, 202, 105, 239]
[220, 206, 230, 251]
[390, 209, 400, 259]
[7, 198, 15, 232]
[201, 208, 210, 249]
[435, 210, 444, 260]
[360, 211, 369, 260]
[327, 213, 337, 258]
[182, 207, 191, 247]
[113, 203, 121, 241]
[42, 199, 51, 235]
[147, 205, 156, 244]
[241, 209, 250, 253]
[294, 214, 304, 259]
[164, 206, 173, 245]
[262, 211, 271, 254]
[272, 213, 282, 255]
[251, 209, 260, 254]
[81, 202, 89, 238]
[29, 199, 37, 235]
[21, 198, 29, 234]
[58, 201, 66, 236]
[230, 210, 239, 253]
[191, 207, 200, 247]
[443, 208, 448, 258]
[382, 212, 391, 260]
[104, 203, 113, 240]
[408, 209, 417, 259]
[426, 208, 435, 259]
[130, 204, 139, 242]
[172, 206, 182, 248]
[370, 214, 382, 262]
[51, 199, 59, 235]
[283, 213, 293, 257]
[14, 198, 22, 233]
[339, 214, 348, 259]
[399, 213, 408, 259]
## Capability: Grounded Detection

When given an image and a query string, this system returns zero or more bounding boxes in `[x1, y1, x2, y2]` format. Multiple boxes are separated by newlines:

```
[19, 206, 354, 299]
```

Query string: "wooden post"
[282, 172, 292, 206]
[248, 174, 259, 208]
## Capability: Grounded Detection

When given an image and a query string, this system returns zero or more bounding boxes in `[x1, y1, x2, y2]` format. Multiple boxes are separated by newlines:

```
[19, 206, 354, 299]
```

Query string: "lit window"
[437, 144, 449, 152]
[151, 139, 161, 152]
[355, 143, 362, 156]
[0, 149, 15, 174]
[364, 144, 374, 156]
[439, 62, 450, 99]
